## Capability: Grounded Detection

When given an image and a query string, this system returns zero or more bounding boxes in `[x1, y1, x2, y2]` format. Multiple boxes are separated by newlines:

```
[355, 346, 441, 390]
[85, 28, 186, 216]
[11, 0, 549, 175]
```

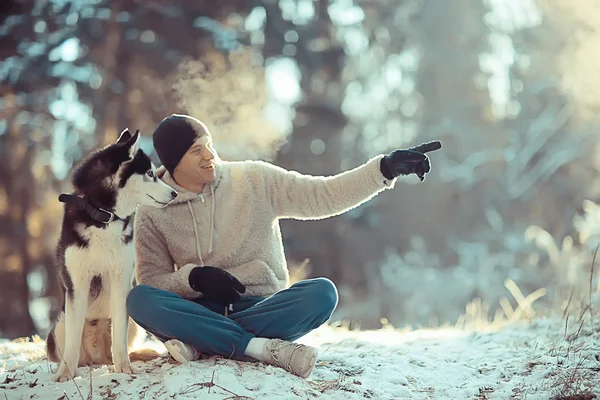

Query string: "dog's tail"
[129, 348, 161, 362]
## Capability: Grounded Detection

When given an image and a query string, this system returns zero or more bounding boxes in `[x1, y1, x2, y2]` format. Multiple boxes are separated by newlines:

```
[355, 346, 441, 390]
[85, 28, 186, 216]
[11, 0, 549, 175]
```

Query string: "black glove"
[188, 266, 246, 305]
[380, 141, 442, 181]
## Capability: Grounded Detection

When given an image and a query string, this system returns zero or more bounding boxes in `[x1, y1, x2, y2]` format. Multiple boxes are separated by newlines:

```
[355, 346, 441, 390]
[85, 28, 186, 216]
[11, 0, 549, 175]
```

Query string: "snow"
[1, 317, 599, 400]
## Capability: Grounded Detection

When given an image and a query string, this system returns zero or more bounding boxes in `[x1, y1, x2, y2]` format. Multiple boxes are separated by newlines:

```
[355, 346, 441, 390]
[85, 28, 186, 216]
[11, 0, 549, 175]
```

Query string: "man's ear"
[123, 130, 141, 159]
[116, 128, 132, 144]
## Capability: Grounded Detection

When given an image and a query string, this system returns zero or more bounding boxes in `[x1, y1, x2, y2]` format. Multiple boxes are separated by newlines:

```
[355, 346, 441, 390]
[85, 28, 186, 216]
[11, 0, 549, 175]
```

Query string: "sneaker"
[262, 339, 318, 379]
[164, 339, 200, 364]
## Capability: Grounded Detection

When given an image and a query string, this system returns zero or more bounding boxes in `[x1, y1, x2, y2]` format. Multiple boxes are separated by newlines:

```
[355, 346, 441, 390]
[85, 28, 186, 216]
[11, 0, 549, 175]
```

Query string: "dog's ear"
[123, 130, 141, 159]
[116, 128, 133, 144]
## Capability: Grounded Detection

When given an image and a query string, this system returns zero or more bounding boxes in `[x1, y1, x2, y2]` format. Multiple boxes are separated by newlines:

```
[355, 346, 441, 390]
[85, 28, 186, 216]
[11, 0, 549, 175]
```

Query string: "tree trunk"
[0, 108, 36, 339]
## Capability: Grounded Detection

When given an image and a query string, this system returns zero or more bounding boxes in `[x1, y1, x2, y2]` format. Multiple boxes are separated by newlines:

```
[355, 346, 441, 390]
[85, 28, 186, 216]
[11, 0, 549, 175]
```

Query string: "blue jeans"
[126, 278, 338, 360]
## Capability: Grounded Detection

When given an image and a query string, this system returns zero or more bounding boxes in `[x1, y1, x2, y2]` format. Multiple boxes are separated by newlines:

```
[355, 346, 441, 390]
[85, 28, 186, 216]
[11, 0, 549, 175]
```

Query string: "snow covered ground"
[1, 317, 599, 400]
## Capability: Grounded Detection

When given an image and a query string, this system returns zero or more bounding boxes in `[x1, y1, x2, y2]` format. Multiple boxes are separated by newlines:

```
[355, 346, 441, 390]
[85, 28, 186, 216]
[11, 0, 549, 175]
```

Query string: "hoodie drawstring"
[186, 184, 216, 266]
[187, 201, 204, 266]
[188, 183, 228, 315]
[209, 184, 215, 254]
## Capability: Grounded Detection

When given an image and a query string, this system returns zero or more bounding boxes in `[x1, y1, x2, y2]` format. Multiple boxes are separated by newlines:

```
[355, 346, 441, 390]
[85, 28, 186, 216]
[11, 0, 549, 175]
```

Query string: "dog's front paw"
[114, 362, 137, 375]
[52, 362, 77, 382]
[52, 371, 73, 383]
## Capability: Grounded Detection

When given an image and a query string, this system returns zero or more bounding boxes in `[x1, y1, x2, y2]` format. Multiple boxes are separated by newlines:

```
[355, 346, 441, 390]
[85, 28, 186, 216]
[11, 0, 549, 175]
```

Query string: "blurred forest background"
[1, 0, 600, 340]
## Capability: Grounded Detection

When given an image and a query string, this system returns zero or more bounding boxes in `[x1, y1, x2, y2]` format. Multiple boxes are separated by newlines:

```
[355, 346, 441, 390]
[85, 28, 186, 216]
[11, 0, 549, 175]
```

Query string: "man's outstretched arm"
[260, 141, 441, 220]
[260, 155, 392, 220]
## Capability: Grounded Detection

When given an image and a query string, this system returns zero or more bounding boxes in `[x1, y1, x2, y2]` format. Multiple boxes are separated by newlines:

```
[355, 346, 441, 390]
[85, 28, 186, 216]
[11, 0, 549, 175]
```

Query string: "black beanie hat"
[152, 114, 210, 175]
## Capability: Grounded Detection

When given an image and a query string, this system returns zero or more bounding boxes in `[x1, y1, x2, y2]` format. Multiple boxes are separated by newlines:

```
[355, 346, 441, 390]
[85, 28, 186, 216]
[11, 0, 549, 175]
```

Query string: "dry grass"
[587, 243, 598, 333]
[548, 355, 599, 400]
[453, 278, 547, 332]
[542, 251, 600, 400]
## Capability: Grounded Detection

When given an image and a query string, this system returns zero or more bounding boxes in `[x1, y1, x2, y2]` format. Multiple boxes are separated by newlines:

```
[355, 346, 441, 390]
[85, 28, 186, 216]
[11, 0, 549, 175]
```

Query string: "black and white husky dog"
[46, 129, 177, 382]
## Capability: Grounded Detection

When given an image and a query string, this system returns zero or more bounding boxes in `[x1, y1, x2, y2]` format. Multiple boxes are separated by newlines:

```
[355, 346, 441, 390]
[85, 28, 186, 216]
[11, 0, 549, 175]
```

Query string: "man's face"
[173, 135, 217, 185]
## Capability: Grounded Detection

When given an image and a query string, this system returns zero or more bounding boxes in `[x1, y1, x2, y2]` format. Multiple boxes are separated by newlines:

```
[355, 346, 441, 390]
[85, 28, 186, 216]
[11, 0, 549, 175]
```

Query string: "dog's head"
[72, 129, 177, 211]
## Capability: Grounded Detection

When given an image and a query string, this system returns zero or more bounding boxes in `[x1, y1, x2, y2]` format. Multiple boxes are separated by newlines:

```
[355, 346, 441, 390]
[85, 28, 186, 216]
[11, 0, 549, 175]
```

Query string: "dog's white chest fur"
[65, 221, 134, 319]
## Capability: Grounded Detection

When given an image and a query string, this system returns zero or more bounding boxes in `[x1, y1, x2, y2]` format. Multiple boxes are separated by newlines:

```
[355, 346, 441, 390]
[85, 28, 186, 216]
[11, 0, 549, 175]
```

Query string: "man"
[126, 114, 441, 378]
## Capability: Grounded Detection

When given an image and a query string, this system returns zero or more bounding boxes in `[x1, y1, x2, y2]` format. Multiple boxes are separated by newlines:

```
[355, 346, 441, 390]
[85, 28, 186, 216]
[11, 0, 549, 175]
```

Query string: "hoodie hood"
[156, 163, 223, 205]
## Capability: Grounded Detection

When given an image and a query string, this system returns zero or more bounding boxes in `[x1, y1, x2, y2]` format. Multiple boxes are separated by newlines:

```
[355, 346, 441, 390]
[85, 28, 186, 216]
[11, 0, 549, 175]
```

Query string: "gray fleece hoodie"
[134, 156, 397, 299]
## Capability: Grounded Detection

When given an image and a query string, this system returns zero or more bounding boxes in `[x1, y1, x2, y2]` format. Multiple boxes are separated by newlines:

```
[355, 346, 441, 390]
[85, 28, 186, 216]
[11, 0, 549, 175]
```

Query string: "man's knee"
[300, 278, 339, 314]
[126, 284, 157, 321]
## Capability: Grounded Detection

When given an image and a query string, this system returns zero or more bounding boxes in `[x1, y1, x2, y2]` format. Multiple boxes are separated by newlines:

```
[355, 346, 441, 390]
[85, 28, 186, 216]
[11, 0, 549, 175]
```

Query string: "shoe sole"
[165, 340, 193, 364]
[299, 351, 318, 379]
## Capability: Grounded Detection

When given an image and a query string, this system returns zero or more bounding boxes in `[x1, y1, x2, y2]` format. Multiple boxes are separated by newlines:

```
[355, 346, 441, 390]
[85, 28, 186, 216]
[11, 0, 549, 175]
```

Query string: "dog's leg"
[47, 312, 66, 364]
[110, 274, 136, 374]
[53, 287, 88, 382]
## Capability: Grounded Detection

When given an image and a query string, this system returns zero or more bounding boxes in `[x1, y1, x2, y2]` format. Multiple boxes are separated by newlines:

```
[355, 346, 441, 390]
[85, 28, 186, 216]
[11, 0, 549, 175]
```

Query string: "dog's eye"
[146, 171, 154, 178]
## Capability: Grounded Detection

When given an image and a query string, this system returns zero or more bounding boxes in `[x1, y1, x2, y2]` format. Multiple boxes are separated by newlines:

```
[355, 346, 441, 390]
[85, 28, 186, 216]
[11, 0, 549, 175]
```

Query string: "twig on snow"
[87, 366, 93, 400]
[566, 318, 585, 342]
[55, 344, 85, 400]
[588, 243, 598, 333]
[562, 286, 575, 321]
[208, 370, 214, 394]
[178, 368, 254, 399]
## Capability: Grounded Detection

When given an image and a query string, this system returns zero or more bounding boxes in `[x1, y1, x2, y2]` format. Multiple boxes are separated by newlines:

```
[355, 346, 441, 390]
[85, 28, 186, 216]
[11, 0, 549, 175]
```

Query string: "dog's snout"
[170, 190, 178, 199]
